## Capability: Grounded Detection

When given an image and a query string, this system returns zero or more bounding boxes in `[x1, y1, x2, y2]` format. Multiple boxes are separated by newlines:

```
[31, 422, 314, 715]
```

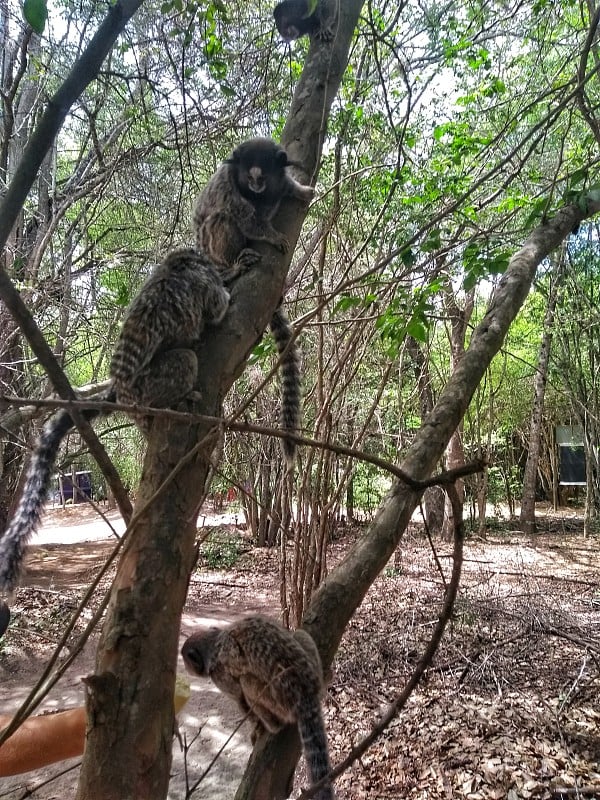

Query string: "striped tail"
[0, 391, 112, 592]
[269, 306, 301, 466]
[298, 699, 334, 799]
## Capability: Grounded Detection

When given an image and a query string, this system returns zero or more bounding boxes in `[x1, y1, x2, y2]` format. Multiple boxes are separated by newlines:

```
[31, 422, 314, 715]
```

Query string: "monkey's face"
[181, 628, 221, 676]
[245, 165, 269, 195]
[229, 138, 291, 202]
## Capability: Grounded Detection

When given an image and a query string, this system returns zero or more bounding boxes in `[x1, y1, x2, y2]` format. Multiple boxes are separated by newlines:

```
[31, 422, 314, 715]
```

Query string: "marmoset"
[0, 247, 235, 592]
[192, 137, 313, 464]
[182, 615, 333, 799]
[273, 0, 334, 42]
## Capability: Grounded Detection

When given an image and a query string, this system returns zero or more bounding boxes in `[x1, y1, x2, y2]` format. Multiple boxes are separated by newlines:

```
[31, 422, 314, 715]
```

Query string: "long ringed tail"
[0, 391, 112, 592]
[269, 306, 301, 466]
[298, 698, 334, 799]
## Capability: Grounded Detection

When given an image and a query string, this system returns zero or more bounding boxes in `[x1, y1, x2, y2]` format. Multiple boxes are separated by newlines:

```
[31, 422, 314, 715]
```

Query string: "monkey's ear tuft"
[226, 146, 241, 165]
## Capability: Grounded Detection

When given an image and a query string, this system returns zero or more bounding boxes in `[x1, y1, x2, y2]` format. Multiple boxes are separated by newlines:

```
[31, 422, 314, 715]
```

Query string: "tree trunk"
[406, 336, 443, 535]
[240, 203, 600, 797]
[441, 285, 474, 540]
[77, 3, 365, 799]
[306, 203, 600, 671]
[520, 259, 563, 534]
[76, 417, 217, 799]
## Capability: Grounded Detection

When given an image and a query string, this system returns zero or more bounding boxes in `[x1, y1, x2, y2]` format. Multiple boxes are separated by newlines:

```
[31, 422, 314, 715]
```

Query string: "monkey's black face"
[229, 138, 291, 205]
[181, 636, 208, 676]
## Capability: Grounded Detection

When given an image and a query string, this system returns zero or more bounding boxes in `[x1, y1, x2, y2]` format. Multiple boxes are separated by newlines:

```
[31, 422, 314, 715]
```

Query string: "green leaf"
[400, 247, 416, 267]
[463, 269, 478, 292]
[23, 0, 47, 34]
[406, 318, 427, 342]
[334, 295, 363, 313]
[586, 188, 600, 204]
[422, 228, 442, 253]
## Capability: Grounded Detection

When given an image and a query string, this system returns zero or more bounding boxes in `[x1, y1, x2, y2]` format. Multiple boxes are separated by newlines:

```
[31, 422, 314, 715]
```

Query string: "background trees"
[1, 0, 600, 797]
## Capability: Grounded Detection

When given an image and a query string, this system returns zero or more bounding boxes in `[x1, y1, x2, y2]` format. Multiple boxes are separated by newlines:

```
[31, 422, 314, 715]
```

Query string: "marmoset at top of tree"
[273, 0, 334, 41]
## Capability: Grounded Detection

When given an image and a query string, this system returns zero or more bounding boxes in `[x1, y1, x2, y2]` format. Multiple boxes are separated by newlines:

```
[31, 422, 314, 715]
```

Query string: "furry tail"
[298, 699, 334, 800]
[0, 390, 113, 592]
[269, 306, 301, 466]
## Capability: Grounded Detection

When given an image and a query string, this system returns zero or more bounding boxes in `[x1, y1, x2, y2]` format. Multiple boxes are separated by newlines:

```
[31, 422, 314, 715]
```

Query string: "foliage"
[4, 0, 599, 521]
[199, 528, 244, 569]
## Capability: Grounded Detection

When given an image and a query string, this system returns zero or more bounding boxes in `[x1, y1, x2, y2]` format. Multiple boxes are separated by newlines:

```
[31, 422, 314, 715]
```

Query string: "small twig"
[0, 760, 80, 798]
[419, 497, 447, 590]
[551, 786, 600, 797]
[186, 713, 249, 797]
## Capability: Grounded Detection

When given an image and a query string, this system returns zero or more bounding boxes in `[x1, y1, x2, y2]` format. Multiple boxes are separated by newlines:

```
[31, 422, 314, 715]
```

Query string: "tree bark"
[520, 259, 563, 534]
[78, 2, 365, 799]
[440, 285, 474, 540]
[306, 202, 600, 676]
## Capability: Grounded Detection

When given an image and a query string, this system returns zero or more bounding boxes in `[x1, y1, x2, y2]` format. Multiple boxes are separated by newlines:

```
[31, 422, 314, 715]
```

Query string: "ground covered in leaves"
[0, 506, 598, 799]
[327, 520, 600, 800]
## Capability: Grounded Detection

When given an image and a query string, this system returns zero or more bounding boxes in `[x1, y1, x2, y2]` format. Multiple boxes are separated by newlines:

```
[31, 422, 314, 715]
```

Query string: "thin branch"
[576, 4, 600, 147]
[1, 394, 486, 491]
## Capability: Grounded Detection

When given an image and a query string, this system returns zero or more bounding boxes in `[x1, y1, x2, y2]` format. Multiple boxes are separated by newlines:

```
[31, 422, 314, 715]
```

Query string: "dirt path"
[2, 506, 599, 800]
[0, 505, 278, 800]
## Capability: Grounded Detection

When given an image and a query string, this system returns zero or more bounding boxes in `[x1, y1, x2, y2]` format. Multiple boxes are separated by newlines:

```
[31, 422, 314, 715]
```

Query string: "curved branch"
[299, 483, 465, 798]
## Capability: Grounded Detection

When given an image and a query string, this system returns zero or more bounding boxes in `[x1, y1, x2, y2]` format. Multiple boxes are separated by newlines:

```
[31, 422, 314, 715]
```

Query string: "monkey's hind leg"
[240, 674, 290, 735]
[124, 349, 199, 432]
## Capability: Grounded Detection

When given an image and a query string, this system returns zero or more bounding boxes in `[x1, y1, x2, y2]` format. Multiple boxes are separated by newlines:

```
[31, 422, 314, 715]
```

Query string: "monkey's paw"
[315, 24, 335, 42]
[273, 233, 290, 253]
[299, 185, 315, 202]
[237, 248, 262, 270]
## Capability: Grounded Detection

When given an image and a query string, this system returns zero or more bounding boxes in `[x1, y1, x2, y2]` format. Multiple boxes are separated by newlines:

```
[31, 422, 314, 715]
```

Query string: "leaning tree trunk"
[238, 200, 600, 798]
[520, 257, 564, 534]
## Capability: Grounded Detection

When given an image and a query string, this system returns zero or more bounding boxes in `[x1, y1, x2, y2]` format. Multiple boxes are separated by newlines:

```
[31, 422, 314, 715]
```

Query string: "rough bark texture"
[78, 2, 365, 799]
[76, 416, 217, 798]
[520, 262, 563, 534]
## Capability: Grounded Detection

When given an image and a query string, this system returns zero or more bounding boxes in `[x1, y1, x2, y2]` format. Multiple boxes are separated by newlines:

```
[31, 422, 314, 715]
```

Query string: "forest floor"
[0, 502, 599, 800]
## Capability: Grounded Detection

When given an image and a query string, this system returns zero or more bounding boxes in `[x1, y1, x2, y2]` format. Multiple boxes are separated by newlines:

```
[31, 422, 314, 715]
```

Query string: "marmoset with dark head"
[0, 247, 237, 593]
[182, 615, 333, 799]
[192, 137, 313, 465]
[273, 0, 334, 41]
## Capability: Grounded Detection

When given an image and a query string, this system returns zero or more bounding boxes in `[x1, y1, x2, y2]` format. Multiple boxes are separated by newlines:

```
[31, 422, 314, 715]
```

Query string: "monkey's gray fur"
[0, 248, 234, 592]
[192, 137, 313, 465]
[182, 615, 333, 799]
